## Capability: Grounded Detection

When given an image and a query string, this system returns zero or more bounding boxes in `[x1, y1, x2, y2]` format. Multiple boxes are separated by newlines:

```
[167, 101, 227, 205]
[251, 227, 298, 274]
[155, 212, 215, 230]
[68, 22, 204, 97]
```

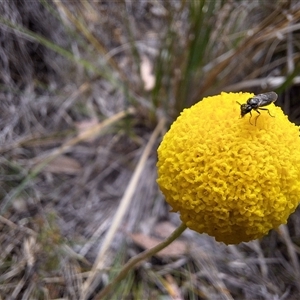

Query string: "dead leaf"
[44, 155, 82, 175]
[154, 221, 177, 239]
[140, 55, 155, 91]
[130, 233, 187, 258]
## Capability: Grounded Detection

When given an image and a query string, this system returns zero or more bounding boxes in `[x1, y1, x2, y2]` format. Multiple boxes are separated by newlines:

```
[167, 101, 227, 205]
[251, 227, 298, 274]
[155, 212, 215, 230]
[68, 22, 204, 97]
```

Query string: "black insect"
[237, 91, 278, 125]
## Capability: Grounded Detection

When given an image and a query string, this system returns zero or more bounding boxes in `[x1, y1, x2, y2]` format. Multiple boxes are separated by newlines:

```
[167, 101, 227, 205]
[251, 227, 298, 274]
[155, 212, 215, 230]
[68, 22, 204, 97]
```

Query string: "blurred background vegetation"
[1, 1, 300, 299]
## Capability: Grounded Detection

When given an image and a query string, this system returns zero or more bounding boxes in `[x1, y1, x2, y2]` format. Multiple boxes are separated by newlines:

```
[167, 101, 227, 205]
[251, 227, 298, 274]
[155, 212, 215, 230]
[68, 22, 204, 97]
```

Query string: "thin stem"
[94, 222, 187, 299]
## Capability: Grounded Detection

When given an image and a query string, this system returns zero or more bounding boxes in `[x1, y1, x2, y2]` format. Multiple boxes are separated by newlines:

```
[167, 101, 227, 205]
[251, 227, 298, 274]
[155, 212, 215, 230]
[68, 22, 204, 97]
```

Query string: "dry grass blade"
[249, 240, 268, 279]
[278, 225, 300, 290]
[194, 4, 300, 99]
[223, 75, 300, 92]
[0, 216, 37, 237]
[10, 276, 26, 299]
[0, 261, 26, 282]
[54, 0, 126, 82]
[0, 108, 135, 214]
[81, 117, 166, 299]
[40, 107, 135, 161]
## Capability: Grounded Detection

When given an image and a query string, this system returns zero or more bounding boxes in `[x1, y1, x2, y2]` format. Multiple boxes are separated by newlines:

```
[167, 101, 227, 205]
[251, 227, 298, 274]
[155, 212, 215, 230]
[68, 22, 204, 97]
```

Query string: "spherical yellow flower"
[157, 92, 300, 244]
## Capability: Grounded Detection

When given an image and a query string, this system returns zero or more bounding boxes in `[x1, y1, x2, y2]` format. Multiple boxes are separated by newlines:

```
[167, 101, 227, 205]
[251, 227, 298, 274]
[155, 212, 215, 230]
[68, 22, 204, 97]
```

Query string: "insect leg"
[254, 110, 261, 126]
[249, 111, 254, 125]
[258, 107, 275, 117]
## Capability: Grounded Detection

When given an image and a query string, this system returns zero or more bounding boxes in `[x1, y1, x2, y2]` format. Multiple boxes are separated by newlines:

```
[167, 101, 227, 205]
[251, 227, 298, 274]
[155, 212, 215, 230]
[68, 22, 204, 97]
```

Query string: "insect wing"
[255, 92, 278, 108]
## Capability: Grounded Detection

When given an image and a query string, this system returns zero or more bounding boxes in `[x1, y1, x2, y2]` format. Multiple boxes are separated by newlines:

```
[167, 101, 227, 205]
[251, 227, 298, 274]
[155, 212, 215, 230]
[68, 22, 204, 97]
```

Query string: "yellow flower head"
[157, 92, 300, 244]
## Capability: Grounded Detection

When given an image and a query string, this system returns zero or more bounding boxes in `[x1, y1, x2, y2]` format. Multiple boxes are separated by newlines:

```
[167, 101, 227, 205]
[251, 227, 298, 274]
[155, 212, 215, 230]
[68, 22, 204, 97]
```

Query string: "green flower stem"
[94, 222, 187, 299]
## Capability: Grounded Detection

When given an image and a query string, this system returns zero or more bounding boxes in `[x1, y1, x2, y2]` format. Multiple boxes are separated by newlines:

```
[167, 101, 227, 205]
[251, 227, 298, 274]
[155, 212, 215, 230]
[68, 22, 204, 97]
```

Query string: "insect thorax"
[247, 98, 260, 108]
